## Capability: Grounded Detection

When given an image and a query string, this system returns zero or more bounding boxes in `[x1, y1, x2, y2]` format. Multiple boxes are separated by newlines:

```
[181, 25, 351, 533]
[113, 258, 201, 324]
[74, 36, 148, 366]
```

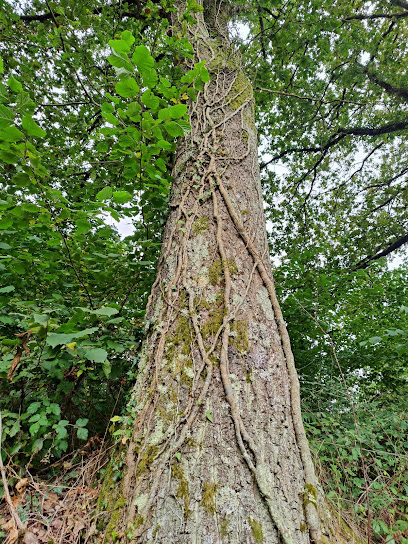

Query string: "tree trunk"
[96, 6, 357, 544]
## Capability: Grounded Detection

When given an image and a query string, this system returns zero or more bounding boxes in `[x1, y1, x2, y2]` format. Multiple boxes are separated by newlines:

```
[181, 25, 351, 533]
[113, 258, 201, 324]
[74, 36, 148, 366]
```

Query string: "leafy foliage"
[0, 0, 208, 467]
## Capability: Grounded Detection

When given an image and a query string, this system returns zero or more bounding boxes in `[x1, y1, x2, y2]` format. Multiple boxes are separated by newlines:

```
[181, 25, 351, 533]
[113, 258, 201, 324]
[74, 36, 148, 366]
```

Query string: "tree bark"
[96, 6, 358, 544]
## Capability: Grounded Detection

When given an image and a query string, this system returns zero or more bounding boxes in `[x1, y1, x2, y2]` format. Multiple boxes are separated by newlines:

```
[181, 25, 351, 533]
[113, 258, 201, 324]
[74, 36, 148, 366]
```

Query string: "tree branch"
[391, 0, 408, 10]
[357, 64, 408, 101]
[18, 0, 149, 23]
[355, 233, 408, 269]
[261, 119, 407, 169]
[345, 12, 408, 20]
[256, 87, 365, 105]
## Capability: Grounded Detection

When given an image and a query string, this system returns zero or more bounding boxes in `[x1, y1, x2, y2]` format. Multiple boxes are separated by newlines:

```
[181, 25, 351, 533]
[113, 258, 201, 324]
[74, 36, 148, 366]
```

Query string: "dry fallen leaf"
[3, 518, 18, 544]
[22, 531, 40, 544]
[15, 478, 28, 493]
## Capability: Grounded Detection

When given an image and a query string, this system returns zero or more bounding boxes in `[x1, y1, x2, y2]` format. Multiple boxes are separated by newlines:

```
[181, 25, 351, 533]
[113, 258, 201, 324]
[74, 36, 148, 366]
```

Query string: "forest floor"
[0, 445, 111, 544]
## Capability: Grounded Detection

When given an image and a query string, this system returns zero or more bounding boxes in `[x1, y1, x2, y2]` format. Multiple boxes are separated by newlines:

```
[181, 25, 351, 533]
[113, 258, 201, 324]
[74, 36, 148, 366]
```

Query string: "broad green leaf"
[132, 45, 154, 73]
[12, 172, 31, 186]
[75, 418, 88, 427]
[33, 313, 49, 324]
[8, 76, 23, 93]
[84, 348, 108, 363]
[77, 427, 88, 440]
[0, 104, 13, 127]
[0, 285, 15, 293]
[102, 360, 111, 378]
[22, 116, 46, 137]
[0, 150, 19, 164]
[0, 217, 13, 229]
[121, 30, 135, 47]
[115, 78, 139, 98]
[108, 54, 133, 74]
[0, 126, 24, 142]
[96, 186, 113, 201]
[163, 121, 185, 138]
[0, 83, 8, 101]
[141, 89, 160, 110]
[93, 306, 118, 316]
[46, 328, 98, 347]
[112, 191, 132, 203]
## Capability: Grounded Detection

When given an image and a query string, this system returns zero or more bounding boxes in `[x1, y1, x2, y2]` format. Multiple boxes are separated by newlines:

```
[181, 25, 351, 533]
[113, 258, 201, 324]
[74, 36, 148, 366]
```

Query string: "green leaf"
[0, 104, 13, 127]
[200, 67, 210, 83]
[84, 348, 108, 363]
[141, 89, 160, 110]
[46, 328, 99, 347]
[77, 427, 88, 440]
[158, 104, 188, 121]
[0, 217, 13, 229]
[115, 78, 139, 98]
[22, 116, 46, 137]
[33, 313, 49, 324]
[75, 219, 91, 234]
[93, 306, 118, 316]
[108, 54, 133, 74]
[75, 418, 88, 427]
[96, 186, 113, 201]
[132, 45, 154, 73]
[205, 410, 214, 423]
[0, 285, 15, 293]
[0, 55, 3, 73]
[0, 83, 8, 101]
[12, 172, 31, 186]
[0, 242, 11, 249]
[8, 76, 23, 93]
[102, 360, 111, 378]
[0, 150, 19, 164]
[157, 139, 172, 150]
[0, 126, 24, 142]
[163, 121, 185, 138]
[112, 191, 132, 203]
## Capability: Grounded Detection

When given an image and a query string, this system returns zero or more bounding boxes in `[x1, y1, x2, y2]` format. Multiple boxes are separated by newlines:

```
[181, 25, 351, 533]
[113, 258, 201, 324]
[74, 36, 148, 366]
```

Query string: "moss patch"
[220, 516, 230, 539]
[227, 71, 253, 111]
[136, 444, 159, 477]
[202, 295, 225, 339]
[231, 320, 249, 353]
[172, 462, 192, 519]
[209, 258, 238, 286]
[303, 483, 318, 507]
[192, 216, 209, 235]
[248, 517, 263, 543]
[200, 481, 218, 515]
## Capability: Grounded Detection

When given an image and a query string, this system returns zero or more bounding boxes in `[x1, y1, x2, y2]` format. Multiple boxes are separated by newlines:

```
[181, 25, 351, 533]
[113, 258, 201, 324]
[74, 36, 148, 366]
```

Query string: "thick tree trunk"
[96, 6, 357, 544]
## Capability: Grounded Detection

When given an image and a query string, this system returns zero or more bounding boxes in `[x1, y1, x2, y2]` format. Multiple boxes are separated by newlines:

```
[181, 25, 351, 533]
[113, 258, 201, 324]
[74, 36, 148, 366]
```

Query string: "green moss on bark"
[193, 216, 209, 234]
[248, 517, 264, 543]
[200, 481, 218, 515]
[172, 462, 192, 519]
[209, 258, 238, 285]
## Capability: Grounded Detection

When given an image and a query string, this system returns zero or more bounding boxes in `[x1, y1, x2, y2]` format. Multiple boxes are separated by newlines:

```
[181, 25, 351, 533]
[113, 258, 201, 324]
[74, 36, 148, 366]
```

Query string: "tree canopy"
[0, 1, 407, 542]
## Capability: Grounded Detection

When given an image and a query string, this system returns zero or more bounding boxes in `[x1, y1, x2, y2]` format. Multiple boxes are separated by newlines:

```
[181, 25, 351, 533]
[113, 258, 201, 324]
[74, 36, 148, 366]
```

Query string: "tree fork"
[95, 3, 360, 543]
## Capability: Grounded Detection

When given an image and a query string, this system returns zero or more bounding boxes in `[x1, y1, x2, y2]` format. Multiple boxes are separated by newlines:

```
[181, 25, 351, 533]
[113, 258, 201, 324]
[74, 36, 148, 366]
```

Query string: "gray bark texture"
[95, 3, 362, 544]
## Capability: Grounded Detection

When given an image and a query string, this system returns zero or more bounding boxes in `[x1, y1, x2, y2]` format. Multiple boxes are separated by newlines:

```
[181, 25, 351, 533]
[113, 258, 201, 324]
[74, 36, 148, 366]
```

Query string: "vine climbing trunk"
[97, 4, 326, 544]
